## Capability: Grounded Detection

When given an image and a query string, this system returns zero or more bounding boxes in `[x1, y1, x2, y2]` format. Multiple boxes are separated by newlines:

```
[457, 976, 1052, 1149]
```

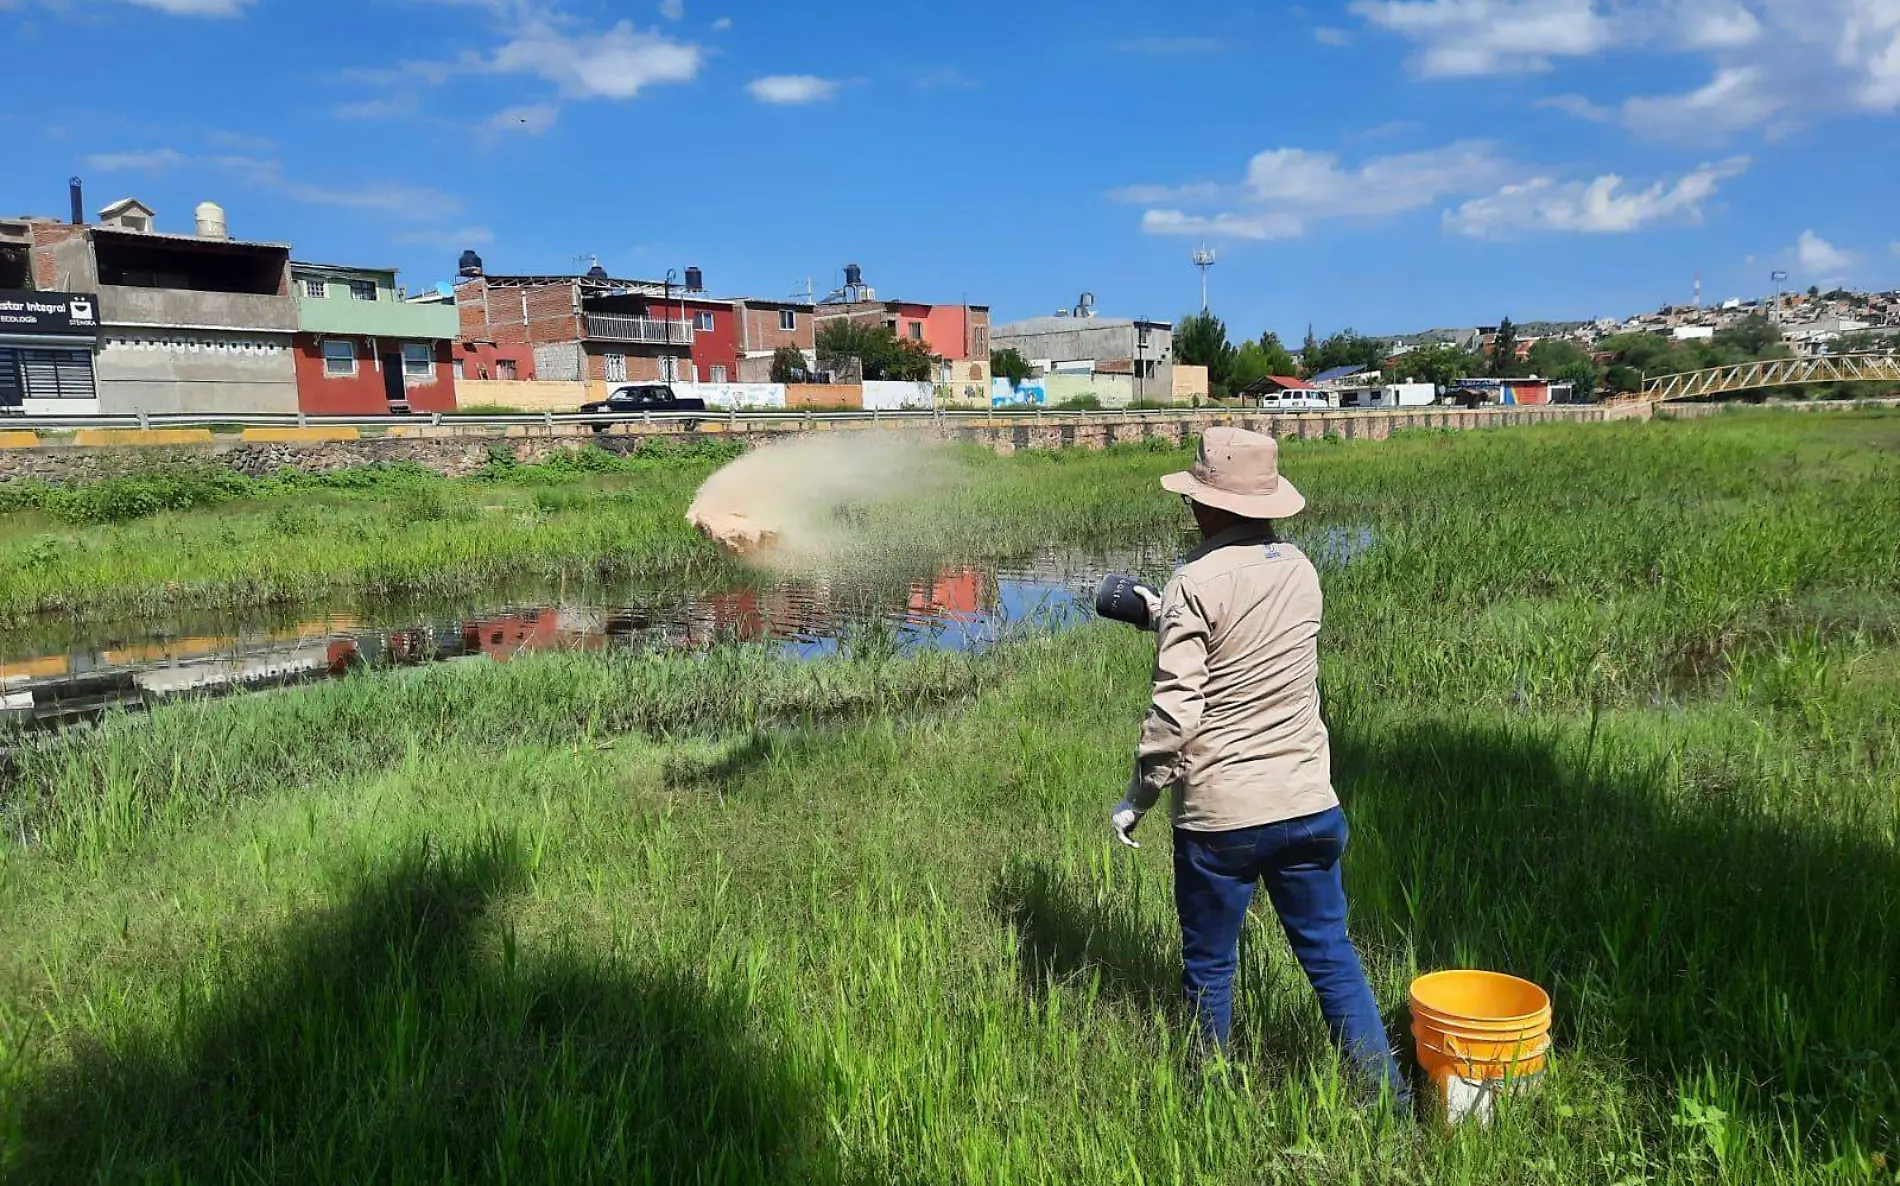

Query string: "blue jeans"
[1174, 805, 1408, 1103]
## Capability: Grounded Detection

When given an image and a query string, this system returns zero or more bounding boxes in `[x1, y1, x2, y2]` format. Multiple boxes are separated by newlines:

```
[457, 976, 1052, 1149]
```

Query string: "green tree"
[990, 347, 1033, 385]
[1392, 343, 1484, 391]
[1255, 330, 1299, 379]
[1526, 339, 1601, 402]
[1489, 318, 1520, 378]
[1603, 364, 1644, 394]
[1301, 325, 1319, 369]
[1174, 311, 1237, 395]
[816, 320, 934, 382]
[769, 345, 809, 384]
[1304, 329, 1388, 378]
[1712, 314, 1785, 360]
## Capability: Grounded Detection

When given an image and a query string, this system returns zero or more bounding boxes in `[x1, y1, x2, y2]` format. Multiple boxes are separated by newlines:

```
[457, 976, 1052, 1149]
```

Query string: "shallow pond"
[1, 525, 1375, 731]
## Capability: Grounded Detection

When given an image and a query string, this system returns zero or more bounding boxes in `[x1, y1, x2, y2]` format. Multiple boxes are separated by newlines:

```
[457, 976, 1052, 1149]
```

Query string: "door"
[380, 354, 406, 406]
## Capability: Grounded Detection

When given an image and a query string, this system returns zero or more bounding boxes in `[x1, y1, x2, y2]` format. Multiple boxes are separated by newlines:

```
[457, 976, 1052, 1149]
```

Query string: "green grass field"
[2, 411, 1898, 1182]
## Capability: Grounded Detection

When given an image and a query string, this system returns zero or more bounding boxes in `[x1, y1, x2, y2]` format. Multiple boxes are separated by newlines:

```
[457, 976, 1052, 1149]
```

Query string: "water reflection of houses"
[2, 553, 1147, 731]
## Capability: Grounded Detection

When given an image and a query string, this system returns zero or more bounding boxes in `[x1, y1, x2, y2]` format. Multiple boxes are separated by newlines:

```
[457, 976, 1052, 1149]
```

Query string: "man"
[1111, 426, 1407, 1107]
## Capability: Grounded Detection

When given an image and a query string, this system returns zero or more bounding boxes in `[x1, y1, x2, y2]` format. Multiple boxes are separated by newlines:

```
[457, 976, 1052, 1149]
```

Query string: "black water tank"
[684, 266, 703, 292]
[844, 263, 863, 289]
[585, 262, 609, 281]
[457, 249, 483, 277]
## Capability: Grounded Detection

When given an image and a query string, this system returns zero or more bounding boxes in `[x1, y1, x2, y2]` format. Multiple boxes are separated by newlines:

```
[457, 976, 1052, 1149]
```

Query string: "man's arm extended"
[1130, 576, 1210, 815]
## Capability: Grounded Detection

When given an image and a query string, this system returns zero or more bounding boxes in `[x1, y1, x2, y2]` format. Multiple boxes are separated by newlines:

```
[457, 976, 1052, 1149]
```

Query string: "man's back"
[1134, 522, 1339, 832]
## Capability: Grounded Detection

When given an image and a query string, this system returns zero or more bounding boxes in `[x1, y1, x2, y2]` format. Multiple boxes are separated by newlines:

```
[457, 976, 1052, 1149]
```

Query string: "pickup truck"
[580, 384, 708, 426]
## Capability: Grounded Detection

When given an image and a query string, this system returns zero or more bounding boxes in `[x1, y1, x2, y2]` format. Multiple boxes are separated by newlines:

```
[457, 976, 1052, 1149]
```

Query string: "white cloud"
[335, 96, 420, 120]
[1124, 140, 1509, 240]
[746, 74, 839, 104]
[1348, 0, 1616, 75]
[1621, 65, 1785, 139]
[491, 19, 702, 99]
[1444, 156, 1750, 238]
[711, 15, 731, 30]
[87, 150, 461, 223]
[1796, 230, 1855, 274]
[1892, 241, 1900, 257]
[119, 0, 251, 14]
[1108, 181, 1228, 204]
[1537, 92, 1612, 120]
[85, 147, 186, 172]
[659, 0, 683, 18]
[488, 103, 559, 133]
[1314, 26, 1352, 45]
[396, 226, 496, 248]
[1351, 0, 1900, 133]
[1141, 210, 1305, 240]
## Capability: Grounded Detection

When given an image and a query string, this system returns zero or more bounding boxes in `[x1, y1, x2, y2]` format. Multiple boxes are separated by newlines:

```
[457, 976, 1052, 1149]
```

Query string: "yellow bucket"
[1409, 971, 1552, 1124]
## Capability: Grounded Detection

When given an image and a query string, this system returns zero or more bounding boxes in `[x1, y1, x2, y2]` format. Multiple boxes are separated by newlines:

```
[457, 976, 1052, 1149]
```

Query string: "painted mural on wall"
[990, 378, 1046, 408]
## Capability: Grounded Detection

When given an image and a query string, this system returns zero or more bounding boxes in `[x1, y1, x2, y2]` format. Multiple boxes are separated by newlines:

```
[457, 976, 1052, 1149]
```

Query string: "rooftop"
[90, 224, 290, 252]
[994, 314, 1171, 335]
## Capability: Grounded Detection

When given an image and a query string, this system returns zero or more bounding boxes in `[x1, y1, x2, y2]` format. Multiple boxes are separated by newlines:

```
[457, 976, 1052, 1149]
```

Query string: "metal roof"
[90, 224, 291, 251]
[1310, 365, 1372, 383]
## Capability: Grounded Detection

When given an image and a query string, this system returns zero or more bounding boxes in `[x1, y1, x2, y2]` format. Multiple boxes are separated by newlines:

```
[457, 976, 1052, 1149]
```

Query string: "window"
[1137, 327, 1152, 349]
[693, 311, 715, 331]
[303, 278, 327, 299]
[3, 348, 96, 402]
[710, 365, 727, 383]
[604, 352, 627, 382]
[322, 338, 357, 376]
[349, 280, 378, 302]
[909, 321, 924, 341]
[402, 343, 433, 379]
[496, 359, 518, 380]
[778, 308, 796, 332]
[453, 359, 465, 380]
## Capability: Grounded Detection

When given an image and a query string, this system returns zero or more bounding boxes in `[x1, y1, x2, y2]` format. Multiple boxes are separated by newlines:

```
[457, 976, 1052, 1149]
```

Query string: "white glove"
[1111, 797, 1146, 848]
[1135, 585, 1163, 632]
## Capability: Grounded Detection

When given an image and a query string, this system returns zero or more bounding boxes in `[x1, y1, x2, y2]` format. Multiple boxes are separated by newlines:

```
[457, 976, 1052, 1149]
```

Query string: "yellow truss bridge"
[1644, 353, 1900, 401]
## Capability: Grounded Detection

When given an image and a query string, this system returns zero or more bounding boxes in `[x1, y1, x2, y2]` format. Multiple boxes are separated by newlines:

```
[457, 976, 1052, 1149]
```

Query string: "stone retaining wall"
[0, 404, 1633, 485]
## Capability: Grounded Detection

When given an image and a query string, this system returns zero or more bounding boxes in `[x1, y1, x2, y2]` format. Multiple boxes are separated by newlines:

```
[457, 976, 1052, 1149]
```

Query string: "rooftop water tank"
[195, 201, 228, 240]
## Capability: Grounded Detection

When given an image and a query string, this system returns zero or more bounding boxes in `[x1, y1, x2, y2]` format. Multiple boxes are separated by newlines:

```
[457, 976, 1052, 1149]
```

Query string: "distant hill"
[1386, 321, 1592, 344]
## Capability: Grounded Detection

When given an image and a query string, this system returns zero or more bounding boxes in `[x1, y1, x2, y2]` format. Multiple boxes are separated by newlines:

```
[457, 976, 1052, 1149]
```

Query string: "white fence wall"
[673, 382, 787, 409]
[862, 381, 936, 411]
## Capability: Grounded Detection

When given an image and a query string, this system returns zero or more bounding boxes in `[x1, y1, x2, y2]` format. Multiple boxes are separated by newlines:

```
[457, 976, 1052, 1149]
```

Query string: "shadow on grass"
[1333, 715, 1900, 1150]
[5, 831, 826, 1184]
[991, 859, 1179, 1014]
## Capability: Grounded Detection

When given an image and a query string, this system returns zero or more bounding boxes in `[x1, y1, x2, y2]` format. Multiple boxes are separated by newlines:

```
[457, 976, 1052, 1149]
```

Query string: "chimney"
[69, 177, 84, 225]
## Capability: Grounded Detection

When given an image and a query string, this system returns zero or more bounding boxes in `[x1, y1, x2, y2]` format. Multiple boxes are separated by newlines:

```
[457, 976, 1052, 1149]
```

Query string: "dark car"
[581, 384, 707, 429]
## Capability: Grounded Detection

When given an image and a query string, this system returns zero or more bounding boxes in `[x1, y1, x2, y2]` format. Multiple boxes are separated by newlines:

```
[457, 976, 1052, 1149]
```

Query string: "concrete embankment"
[0, 404, 1643, 484]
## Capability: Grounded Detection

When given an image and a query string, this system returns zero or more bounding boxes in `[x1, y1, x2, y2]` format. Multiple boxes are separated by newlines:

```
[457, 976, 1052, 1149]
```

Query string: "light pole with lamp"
[664, 268, 678, 382]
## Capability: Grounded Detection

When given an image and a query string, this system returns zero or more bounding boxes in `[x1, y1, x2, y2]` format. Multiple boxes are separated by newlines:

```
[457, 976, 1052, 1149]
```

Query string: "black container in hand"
[1095, 574, 1159, 629]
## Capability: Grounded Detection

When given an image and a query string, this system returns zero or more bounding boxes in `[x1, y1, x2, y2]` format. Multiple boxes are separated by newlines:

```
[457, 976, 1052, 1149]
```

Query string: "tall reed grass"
[2, 411, 1897, 1181]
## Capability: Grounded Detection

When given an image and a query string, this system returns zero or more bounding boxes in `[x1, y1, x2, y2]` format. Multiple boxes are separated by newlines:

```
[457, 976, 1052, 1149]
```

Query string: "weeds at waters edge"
[0, 638, 1032, 853]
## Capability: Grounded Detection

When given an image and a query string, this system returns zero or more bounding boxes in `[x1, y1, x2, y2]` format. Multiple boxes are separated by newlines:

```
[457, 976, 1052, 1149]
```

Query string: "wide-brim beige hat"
[1161, 426, 1306, 519]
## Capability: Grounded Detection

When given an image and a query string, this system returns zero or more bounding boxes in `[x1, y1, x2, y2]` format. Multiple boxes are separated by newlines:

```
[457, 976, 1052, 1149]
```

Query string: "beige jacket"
[1131, 524, 1339, 832]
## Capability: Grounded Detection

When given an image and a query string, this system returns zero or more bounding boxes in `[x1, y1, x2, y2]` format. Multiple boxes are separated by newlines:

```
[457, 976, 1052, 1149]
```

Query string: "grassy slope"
[2, 411, 1898, 1182]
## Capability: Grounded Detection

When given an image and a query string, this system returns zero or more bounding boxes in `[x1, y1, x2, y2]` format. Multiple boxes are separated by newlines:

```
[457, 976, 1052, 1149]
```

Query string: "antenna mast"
[1191, 244, 1217, 314]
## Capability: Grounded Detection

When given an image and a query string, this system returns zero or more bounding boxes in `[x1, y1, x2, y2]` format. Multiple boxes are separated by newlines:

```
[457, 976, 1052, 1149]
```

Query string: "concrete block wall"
[0, 404, 1623, 486]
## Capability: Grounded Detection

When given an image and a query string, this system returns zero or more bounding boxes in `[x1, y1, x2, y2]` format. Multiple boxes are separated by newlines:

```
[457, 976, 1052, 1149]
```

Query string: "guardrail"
[0, 402, 1602, 435]
[0, 406, 1254, 431]
[582, 314, 696, 345]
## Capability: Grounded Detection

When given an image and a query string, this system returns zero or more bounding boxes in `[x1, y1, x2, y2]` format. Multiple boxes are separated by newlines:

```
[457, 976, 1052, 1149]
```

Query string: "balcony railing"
[584, 314, 694, 345]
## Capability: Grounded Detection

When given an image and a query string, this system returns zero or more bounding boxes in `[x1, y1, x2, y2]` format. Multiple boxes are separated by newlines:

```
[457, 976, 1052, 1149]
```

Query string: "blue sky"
[4, 0, 1898, 339]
